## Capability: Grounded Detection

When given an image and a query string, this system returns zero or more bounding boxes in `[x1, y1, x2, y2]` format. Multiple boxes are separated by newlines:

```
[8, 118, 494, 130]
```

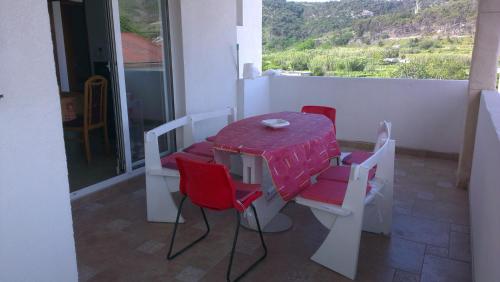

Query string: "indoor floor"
[65, 130, 118, 192]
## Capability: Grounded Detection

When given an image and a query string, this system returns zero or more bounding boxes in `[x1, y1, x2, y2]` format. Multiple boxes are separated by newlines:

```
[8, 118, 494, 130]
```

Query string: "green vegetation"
[263, 0, 477, 80]
[119, 0, 161, 39]
[264, 36, 473, 79]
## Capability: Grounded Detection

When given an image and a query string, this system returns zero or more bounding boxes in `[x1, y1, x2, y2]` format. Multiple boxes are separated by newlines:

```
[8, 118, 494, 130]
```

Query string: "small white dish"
[261, 119, 290, 129]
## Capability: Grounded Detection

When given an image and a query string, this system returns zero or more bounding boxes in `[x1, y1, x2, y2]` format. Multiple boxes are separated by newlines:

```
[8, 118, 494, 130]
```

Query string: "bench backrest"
[358, 121, 391, 175]
[343, 121, 394, 208]
[144, 107, 236, 172]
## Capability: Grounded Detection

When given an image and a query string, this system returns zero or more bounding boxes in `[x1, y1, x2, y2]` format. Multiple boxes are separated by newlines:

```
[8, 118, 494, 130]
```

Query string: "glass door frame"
[108, 0, 176, 172]
[108, 0, 133, 172]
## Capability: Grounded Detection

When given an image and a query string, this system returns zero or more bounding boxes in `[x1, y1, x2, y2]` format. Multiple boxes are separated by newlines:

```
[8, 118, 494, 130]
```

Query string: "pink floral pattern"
[214, 112, 340, 201]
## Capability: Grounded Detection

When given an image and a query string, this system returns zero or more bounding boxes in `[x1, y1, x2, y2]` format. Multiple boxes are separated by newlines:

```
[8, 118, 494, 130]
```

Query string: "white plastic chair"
[295, 121, 395, 280]
[144, 107, 236, 223]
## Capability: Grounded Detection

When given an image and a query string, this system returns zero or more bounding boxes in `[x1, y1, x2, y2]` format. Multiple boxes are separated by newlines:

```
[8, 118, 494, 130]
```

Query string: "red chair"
[167, 157, 267, 282]
[301, 105, 336, 134]
[301, 105, 338, 165]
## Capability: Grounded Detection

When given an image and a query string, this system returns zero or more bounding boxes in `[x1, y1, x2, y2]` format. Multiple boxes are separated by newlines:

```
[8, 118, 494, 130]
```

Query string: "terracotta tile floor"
[72, 154, 472, 282]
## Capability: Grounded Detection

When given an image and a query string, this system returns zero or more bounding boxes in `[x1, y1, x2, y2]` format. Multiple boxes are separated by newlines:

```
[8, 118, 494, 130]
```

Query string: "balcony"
[3, 1, 500, 281]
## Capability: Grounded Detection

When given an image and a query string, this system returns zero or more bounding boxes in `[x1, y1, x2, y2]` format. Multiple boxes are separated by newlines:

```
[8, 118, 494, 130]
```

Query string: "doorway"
[49, 0, 123, 192]
[48, 0, 176, 192]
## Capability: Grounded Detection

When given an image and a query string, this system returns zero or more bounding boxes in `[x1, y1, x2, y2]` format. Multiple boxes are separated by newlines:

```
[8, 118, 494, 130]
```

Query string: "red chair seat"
[161, 152, 213, 170]
[234, 181, 263, 212]
[183, 141, 214, 158]
[206, 135, 216, 142]
[317, 166, 376, 182]
[342, 151, 373, 165]
[300, 180, 371, 206]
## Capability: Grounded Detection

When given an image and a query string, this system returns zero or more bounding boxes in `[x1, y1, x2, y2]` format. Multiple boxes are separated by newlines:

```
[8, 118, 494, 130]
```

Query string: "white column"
[457, 0, 500, 188]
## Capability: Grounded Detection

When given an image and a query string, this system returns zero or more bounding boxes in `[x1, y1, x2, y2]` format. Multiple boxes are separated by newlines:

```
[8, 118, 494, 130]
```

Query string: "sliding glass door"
[115, 0, 175, 166]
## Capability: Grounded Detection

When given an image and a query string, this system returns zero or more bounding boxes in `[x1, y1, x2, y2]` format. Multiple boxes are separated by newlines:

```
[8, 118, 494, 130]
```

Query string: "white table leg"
[240, 154, 292, 233]
[214, 150, 231, 168]
[214, 149, 243, 176]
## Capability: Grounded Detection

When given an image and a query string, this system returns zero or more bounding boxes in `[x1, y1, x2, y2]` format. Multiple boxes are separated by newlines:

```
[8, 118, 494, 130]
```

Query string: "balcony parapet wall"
[469, 90, 500, 282]
[239, 76, 468, 154]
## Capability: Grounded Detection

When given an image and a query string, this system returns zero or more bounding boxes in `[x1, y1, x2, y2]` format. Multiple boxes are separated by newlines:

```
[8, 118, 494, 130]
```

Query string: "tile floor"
[72, 154, 472, 282]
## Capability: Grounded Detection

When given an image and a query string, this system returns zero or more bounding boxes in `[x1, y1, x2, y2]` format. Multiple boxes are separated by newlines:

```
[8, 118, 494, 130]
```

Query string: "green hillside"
[263, 0, 477, 79]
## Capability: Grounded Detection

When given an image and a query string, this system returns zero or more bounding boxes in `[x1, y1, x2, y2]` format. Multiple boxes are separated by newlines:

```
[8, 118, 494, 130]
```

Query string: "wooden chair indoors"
[63, 75, 110, 163]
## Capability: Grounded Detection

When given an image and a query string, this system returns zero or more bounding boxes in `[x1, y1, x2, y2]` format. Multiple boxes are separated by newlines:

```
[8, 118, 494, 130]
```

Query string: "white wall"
[179, 0, 238, 142]
[0, 1, 78, 282]
[236, 0, 263, 77]
[469, 91, 500, 282]
[238, 76, 270, 119]
[268, 76, 468, 153]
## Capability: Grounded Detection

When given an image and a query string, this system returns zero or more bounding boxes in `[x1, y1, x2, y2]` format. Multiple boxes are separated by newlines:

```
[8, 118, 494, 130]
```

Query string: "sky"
[287, 0, 338, 2]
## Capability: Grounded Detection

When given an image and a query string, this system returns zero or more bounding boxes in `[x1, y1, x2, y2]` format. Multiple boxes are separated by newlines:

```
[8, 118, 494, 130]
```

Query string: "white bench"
[144, 107, 236, 223]
[295, 121, 395, 280]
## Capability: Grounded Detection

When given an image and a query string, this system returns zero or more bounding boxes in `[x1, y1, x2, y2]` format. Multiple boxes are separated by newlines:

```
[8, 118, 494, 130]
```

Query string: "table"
[213, 112, 340, 232]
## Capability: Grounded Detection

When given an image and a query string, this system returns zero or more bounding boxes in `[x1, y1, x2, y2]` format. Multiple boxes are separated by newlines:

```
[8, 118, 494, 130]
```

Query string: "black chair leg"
[167, 196, 210, 260]
[226, 205, 268, 282]
[335, 156, 340, 166]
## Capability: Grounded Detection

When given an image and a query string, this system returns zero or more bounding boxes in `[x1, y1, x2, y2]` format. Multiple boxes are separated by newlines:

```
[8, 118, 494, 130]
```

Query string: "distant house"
[121, 32, 163, 67]
[360, 10, 374, 17]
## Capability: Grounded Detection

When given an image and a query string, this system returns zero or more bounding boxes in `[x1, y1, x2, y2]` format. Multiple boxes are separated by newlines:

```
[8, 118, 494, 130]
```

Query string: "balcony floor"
[72, 153, 471, 282]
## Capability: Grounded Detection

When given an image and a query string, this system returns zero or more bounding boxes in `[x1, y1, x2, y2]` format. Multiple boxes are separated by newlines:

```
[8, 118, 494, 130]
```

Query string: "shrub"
[308, 55, 327, 76]
[295, 39, 316, 51]
[331, 31, 353, 46]
[383, 48, 400, 58]
[333, 57, 368, 72]
[289, 52, 312, 70]
[345, 58, 368, 72]
[262, 59, 281, 71]
[407, 38, 420, 48]
[392, 61, 429, 79]
[419, 39, 441, 50]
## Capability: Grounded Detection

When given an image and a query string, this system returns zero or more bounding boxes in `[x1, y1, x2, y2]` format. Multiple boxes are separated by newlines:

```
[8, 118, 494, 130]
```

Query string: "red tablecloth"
[214, 112, 341, 201]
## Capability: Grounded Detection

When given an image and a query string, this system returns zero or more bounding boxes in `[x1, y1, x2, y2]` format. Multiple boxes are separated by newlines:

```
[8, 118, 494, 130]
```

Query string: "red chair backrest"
[301, 105, 336, 133]
[175, 157, 236, 211]
[301, 106, 336, 123]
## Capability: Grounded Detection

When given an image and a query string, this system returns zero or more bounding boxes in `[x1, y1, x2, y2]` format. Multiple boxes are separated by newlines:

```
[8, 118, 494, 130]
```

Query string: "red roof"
[121, 32, 162, 64]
